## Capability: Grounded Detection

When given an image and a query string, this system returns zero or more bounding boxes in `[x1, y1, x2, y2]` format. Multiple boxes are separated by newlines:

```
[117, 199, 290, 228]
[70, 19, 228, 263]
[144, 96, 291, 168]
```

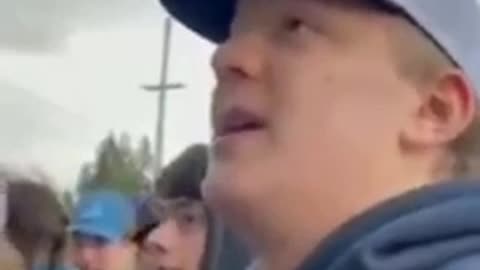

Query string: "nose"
[212, 34, 266, 84]
[74, 246, 98, 269]
[149, 219, 181, 253]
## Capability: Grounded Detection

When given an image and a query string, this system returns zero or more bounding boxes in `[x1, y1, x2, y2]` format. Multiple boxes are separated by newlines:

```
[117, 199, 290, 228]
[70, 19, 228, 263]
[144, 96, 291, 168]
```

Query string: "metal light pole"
[142, 17, 186, 179]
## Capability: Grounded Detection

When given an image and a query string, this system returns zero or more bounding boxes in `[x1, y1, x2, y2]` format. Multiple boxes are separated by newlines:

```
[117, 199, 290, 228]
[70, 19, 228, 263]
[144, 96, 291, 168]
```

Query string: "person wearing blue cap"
[70, 190, 136, 270]
[160, 0, 480, 270]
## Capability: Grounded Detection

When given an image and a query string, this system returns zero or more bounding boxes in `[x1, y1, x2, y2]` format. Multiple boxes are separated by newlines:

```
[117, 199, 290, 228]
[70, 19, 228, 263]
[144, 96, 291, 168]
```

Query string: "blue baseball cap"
[70, 191, 135, 243]
[160, 0, 480, 93]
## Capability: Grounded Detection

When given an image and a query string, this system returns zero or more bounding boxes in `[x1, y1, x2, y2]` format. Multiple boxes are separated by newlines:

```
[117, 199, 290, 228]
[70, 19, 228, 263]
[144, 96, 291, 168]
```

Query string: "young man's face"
[205, 0, 433, 236]
[137, 199, 208, 270]
[72, 234, 135, 270]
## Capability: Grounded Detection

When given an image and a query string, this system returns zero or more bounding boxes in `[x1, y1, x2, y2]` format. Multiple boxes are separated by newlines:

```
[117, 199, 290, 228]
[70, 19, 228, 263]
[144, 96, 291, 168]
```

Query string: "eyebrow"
[312, 0, 403, 15]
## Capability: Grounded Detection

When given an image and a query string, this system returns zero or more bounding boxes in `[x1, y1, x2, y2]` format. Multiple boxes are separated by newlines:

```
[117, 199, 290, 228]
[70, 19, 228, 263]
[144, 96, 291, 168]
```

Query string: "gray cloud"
[0, 81, 93, 154]
[0, 0, 164, 53]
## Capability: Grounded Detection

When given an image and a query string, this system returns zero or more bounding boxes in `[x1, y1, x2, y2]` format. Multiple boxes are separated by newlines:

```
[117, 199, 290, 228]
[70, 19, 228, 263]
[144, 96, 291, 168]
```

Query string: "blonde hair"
[388, 16, 480, 177]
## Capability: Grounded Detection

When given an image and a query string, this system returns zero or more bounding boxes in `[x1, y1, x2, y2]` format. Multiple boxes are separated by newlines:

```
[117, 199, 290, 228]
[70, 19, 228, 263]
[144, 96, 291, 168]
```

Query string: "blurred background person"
[70, 190, 136, 270]
[0, 173, 21, 270]
[4, 173, 72, 270]
[134, 193, 212, 270]
[133, 144, 249, 270]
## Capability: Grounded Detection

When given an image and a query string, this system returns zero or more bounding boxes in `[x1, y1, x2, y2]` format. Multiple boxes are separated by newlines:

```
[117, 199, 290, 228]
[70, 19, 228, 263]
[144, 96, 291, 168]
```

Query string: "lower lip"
[213, 128, 264, 152]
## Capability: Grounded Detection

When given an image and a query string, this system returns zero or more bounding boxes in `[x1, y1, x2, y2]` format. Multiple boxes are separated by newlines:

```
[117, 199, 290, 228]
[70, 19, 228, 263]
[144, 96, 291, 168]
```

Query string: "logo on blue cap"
[70, 190, 135, 243]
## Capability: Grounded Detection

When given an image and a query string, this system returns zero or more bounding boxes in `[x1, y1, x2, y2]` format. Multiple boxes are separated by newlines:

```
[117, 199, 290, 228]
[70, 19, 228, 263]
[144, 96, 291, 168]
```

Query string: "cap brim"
[69, 224, 120, 243]
[160, 0, 406, 43]
[160, 0, 235, 43]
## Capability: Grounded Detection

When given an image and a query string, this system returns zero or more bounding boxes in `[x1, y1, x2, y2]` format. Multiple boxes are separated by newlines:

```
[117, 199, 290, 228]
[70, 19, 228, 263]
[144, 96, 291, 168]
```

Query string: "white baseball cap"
[160, 0, 480, 92]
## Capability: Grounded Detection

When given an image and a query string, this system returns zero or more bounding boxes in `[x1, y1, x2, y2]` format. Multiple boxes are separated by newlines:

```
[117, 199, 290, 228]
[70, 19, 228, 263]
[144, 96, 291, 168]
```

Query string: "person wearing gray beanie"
[133, 144, 228, 270]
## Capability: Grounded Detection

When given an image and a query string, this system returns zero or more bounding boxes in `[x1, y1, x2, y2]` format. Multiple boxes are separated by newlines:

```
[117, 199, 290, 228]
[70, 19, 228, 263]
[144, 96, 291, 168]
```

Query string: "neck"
[248, 184, 441, 269]
[234, 151, 445, 270]
[230, 202, 329, 270]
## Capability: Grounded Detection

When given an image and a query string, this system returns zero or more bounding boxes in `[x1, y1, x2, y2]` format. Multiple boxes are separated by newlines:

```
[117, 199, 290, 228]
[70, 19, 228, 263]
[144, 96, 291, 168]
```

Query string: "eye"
[179, 213, 196, 225]
[175, 208, 206, 230]
[283, 16, 311, 35]
[275, 16, 317, 45]
[285, 18, 303, 32]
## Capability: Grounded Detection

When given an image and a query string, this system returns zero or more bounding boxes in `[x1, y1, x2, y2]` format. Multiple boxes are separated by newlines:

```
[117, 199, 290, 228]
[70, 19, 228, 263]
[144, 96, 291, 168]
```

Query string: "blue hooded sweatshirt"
[299, 180, 480, 270]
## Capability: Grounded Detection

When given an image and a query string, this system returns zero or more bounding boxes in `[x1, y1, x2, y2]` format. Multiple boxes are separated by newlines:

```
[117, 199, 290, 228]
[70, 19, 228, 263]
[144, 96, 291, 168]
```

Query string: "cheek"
[182, 231, 207, 267]
[272, 64, 410, 179]
[194, 230, 207, 258]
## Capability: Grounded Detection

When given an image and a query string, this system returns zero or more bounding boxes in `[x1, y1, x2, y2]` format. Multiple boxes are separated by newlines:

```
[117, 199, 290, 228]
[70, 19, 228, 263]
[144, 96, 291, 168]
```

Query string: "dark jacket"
[299, 180, 480, 270]
[216, 227, 250, 270]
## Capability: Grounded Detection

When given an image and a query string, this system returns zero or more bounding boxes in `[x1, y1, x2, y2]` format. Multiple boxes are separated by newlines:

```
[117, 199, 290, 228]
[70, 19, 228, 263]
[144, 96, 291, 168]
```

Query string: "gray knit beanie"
[153, 144, 221, 270]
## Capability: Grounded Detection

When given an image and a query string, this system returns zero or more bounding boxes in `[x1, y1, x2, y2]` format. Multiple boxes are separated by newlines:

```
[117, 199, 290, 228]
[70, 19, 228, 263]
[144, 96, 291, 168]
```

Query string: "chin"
[203, 164, 259, 220]
[203, 169, 239, 210]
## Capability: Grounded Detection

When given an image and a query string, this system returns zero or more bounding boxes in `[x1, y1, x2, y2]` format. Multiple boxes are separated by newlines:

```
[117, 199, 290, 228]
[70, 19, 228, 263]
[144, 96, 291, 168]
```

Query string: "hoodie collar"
[300, 180, 480, 270]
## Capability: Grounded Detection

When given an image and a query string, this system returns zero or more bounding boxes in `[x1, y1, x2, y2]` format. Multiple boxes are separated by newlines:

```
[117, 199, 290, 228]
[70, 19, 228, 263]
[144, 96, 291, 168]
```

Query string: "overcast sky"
[0, 0, 214, 191]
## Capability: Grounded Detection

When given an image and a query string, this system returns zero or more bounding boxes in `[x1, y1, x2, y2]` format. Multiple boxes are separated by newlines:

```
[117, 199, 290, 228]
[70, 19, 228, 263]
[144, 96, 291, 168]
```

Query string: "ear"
[400, 71, 476, 150]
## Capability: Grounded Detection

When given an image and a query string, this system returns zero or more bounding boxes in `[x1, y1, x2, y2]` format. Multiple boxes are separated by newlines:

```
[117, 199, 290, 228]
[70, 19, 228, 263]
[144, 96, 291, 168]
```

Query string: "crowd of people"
[5, 0, 480, 269]
[0, 144, 249, 270]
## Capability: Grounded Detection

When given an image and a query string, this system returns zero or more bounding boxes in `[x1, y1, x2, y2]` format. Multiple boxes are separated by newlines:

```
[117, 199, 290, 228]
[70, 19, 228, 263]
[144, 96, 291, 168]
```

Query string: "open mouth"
[214, 106, 266, 138]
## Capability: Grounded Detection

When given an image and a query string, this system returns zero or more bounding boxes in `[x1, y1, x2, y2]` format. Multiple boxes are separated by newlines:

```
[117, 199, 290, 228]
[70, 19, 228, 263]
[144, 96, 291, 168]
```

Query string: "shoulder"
[438, 255, 480, 270]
